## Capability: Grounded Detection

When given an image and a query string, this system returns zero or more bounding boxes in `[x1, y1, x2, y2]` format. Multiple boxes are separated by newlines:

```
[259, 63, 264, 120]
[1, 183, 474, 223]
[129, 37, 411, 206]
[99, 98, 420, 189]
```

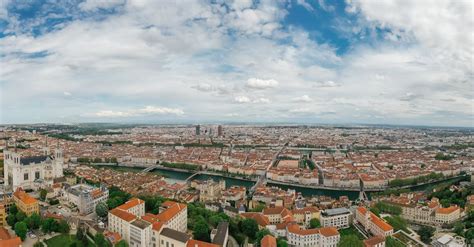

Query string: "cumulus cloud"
[292, 95, 313, 102]
[94, 106, 184, 118]
[245, 78, 279, 89]
[296, 0, 314, 11]
[79, 0, 125, 11]
[234, 96, 251, 103]
[314, 81, 340, 88]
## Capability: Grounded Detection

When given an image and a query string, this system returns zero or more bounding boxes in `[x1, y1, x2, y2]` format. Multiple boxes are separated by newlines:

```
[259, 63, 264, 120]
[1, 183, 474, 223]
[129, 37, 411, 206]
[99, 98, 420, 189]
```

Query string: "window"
[35, 171, 40, 179]
[24, 173, 29, 180]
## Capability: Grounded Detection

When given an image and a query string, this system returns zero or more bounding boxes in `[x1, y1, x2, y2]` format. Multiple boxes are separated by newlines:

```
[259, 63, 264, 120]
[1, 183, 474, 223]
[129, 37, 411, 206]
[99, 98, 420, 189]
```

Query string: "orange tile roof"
[186, 239, 220, 247]
[240, 212, 270, 227]
[287, 224, 320, 236]
[357, 207, 367, 215]
[0, 237, 22, 247]
[319, 227, 340, 237]
[156, 201, 186, 223]
[0, 227, 11, 240]
[261, 235, 277, 247]
[436, 206, 459, 214]
[117, 198, 144, 211]
[13, 188, 37, 205]
[110, 208, 136, 222]
[369, 213, 393, 232]
[364, 235, 385, 247]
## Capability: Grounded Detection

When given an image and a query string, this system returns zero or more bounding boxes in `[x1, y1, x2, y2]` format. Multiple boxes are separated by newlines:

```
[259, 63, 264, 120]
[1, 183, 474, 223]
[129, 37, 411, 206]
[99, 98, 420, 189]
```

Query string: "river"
[95, 165, 469, 201]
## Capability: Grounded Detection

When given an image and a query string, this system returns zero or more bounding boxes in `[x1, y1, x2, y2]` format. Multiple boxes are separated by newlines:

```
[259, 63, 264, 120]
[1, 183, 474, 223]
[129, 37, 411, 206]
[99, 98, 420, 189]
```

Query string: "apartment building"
[291, 207, 320, 227]
[108, 198, 146, 245]
[320, 208, 351, 229]
[0, 204, 6, 227]
[65, 183, 109, 215]
[263, 207, 293, 224]
[355, 207, 393, 237]
[286, 224, 340, 247]
[435, 206, 461, 224]
[12, 188, 39, 216]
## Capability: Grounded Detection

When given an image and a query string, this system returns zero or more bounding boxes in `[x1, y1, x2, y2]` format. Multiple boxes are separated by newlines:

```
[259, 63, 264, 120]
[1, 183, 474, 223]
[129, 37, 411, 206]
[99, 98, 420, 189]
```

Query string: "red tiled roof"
[240, 212, 270, 227]
[110, 208, 136, 222]
[261, 235, 277, 247]
[117, 198, 144, 211]
[186, 239, 220, 247]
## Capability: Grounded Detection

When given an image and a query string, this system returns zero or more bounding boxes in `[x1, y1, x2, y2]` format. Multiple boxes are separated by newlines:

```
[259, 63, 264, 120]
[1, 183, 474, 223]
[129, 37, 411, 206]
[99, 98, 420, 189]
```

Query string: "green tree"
[255, 230, 272, 245]
[370, 207, 381, 217]
[94, 233, 109, 247]
[453, 222, 464, 236]
[277, 238, 288, 247]
[15, 211, 26, 222]
[115, 240, 129, 247]
[41, 218, 56, 233]
[240, 218, 259, 240]
[96, 201, 109, 218]
[14, 221, 28, 241]
[40, 189, 48, 201]
[9, 204, 18, 215]
[417, 226, 435, 244]
[465, 228, 474, 242]
[7, 213, 16, 226]
[33, 242, 45, 247]
[385, 237, 404, 247]
[57, 220, 70, 233]
[309, 218, 321, 229]
[193, 219, 210, 242]
[338, 235, 363, 247]
[209, 214, 225, 228]
[76, 227, 85, 240]
[26, 213, 42, 229]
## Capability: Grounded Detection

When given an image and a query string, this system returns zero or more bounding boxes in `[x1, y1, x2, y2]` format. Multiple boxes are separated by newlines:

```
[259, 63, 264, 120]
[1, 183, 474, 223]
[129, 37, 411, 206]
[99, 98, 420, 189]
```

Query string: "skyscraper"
[218, 125, 223, 137]
[195, 125, 200, 136]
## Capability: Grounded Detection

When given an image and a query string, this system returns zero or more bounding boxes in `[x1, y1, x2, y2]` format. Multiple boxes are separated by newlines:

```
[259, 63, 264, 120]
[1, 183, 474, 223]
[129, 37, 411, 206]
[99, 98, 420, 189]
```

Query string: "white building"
[355, 207, 393, 237]
[65, 183, 109, 215]
[286, 224, 340, 247]
[4, 148, 64, 191]
[320, 208, 351, 229]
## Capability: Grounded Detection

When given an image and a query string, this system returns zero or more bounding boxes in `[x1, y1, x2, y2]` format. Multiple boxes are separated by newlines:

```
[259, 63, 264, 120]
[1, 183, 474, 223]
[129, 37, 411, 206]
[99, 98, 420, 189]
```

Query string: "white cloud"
[79, 0, 125, 11]
[94, 106, 184, 118]
[63, 91, 71, 96]
[315, 80, 340, 88]
[234, 96, 251, 103]
[253, 97, 270, 103]
[293, 95, 313, 102]
[245, 78, 279, 89]
[296, 0, 314, 11]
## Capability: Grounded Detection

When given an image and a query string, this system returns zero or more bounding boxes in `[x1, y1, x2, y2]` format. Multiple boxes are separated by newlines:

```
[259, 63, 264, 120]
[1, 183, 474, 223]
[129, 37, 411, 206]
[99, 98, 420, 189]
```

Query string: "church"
[3, 146, 64, 191]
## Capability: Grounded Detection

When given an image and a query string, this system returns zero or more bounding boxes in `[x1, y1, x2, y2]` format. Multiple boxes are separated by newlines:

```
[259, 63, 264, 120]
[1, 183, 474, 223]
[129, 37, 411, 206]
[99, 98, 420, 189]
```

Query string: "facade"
[286, 224, 340, 247]
[191, 179, 225, 202]
[109, 198, 189, 247]
[217, 125, 223, 137]
[291, 207, 320, 228]
[0, 204, 6, 227]
[263, 207, 294, 224]
[12, 188, 39, 216]
[435, 206, 461, 224]
[320, 208, 351, 229]
[355, 207, 393, 237]
[4, 148, 64, 191]
[65, 183, 109, 215]
[108, 198, 146, 245]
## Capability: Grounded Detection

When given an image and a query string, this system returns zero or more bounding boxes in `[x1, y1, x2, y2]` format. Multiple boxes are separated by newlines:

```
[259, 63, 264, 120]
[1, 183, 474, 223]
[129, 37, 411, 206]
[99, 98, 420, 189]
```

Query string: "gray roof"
[212, 222, 229, 246]
[20, 155, 50, 165]
[224, 206, 238, 213]
[160, 228, 190, 243]
[322, 207, 351, 216]
[131, 219, 151, 230]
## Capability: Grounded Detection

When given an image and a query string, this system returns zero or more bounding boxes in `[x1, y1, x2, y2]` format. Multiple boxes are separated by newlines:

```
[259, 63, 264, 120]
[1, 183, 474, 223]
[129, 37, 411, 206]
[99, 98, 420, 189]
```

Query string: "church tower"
[53, 145, 64, 177]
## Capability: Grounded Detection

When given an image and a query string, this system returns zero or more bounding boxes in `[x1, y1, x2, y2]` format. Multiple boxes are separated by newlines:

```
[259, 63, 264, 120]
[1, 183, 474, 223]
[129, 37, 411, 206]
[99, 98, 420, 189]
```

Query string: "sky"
[0, 0, 472, 127]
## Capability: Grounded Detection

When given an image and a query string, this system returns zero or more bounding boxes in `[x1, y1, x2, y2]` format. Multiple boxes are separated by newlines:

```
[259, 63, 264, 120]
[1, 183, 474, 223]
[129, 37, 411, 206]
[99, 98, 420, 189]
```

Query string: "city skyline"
[1, 0, 473, 127]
